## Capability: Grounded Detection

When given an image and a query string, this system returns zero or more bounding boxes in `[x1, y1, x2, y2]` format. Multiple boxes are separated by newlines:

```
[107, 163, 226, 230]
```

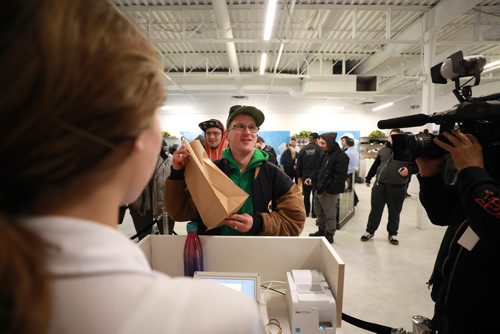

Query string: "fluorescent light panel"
[372, 102, 394, 112]
[263, 0, 278, 41]
[259, 53, 267, 75]
[160, 106, 194, 113]
[485, 59, 500, 69]
[273, 43, 284, 73]
[483, 59, 500, 73]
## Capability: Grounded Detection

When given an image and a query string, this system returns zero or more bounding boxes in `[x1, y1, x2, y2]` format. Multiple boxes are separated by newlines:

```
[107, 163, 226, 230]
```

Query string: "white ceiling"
[115, 0, 500, 105]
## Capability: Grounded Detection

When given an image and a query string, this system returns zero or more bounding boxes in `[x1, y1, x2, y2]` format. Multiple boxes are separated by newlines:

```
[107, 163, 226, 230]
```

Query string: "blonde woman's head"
[0, 0, 165, 213]
[0, 1, 165, 333]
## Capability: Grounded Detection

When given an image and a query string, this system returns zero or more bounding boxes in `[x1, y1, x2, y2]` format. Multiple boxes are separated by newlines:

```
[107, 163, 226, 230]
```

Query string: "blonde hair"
[0, 0, 165, 332]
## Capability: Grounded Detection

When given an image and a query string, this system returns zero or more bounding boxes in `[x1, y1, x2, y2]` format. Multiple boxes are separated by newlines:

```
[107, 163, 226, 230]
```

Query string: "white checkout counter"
[138, 235, 345, 333]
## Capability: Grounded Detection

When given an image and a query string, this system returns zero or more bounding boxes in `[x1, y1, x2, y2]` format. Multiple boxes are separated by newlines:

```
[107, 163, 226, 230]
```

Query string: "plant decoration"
[162, 131, 175, 138]
[368, 130, 386, 138]
[295, 130, 311, 138]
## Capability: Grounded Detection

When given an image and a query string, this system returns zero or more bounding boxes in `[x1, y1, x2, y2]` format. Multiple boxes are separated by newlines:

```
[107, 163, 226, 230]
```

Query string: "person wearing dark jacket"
[360, 128, 418, 245]
[256, 136, 278, 165]
[416, 129, 500, 334]
[280, 142, 297, 182]
[296, 132, 322, 217]
[165, 106, 305, 236]
[306, 132, 349, 243]
[119, 147, 173, 240]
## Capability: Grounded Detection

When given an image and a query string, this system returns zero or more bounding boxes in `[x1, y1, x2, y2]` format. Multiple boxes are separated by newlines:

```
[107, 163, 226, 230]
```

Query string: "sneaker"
[309, 230, 324, 237]
[388, 235, 399, 245]
[360, 232, 373, 241]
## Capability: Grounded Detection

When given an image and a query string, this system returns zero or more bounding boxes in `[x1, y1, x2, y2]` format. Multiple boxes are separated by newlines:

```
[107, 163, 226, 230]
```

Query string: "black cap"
[226, 105, 265, 128]
[199, 119, 224, 132]
[309, 132, 319, 139]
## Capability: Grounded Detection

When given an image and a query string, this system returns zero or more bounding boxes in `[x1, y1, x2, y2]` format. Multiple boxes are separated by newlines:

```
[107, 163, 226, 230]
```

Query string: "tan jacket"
[165, 162, 305, 236]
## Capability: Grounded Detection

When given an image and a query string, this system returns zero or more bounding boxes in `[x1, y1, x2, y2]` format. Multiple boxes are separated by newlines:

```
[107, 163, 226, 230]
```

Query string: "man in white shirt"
[341, 135, 360, 206]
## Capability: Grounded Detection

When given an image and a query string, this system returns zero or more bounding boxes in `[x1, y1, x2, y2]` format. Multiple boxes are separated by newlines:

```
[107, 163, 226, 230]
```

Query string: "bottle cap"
[186, 221, 198, 232]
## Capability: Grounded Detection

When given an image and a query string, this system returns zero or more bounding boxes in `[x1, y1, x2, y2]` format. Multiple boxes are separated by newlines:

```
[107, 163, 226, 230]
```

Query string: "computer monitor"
[193, 271, 261, 303]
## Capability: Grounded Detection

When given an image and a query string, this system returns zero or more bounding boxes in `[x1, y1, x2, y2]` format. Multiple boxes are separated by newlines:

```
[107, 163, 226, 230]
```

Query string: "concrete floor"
[118, 182, 445, 333]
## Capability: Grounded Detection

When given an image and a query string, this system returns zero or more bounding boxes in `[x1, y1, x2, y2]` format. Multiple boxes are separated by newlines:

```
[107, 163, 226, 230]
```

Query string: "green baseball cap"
[226, 105, 265, 128]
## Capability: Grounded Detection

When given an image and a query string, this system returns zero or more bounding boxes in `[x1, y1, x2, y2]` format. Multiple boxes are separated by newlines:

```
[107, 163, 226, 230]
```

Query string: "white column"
[416, 14, 436, 229]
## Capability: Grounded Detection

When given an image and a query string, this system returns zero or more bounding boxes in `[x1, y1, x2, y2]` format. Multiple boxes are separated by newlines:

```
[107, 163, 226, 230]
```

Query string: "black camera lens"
[391, 132, 447, 162]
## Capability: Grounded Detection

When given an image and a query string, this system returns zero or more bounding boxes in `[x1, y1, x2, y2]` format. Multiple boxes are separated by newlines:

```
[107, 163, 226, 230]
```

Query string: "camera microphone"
[441, 55, 485, 79]
[431, 51, 486, 84]
[377, 114, 431, 129]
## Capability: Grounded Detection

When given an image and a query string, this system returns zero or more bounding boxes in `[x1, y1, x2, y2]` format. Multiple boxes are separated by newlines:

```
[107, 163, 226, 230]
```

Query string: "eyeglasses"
[228, 124, 259, 133]
[206, 131, 222, 137]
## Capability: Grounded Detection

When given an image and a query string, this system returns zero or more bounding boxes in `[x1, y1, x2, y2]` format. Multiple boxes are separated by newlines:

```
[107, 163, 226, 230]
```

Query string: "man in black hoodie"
[306, 132, 349, 243]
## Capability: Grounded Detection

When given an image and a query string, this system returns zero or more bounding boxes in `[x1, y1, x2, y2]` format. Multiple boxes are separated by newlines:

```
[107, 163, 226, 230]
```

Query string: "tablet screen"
[193, 271, 261, 303]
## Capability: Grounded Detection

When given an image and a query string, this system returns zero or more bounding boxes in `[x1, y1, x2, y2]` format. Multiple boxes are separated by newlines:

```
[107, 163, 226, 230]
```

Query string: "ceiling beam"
[152, 37, 422, 44]
[212, 0, 240, 75]
[116, 4, 431, 12]
[356, 0, 483, 75]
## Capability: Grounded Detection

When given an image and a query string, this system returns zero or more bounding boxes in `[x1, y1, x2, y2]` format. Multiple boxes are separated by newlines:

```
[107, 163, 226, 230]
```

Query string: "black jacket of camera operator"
[418, 167, 500, 331]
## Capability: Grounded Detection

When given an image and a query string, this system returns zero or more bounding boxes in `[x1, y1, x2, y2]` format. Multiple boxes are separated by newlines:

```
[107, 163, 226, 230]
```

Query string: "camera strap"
[342, 312, 404, 333]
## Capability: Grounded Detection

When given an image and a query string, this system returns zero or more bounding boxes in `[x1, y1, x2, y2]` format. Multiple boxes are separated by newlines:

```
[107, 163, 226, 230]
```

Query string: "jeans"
[314, 192, 339, 236]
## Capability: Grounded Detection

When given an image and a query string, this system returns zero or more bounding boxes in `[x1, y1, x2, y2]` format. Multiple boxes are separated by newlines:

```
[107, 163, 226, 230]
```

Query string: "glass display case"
[359, 136, 388, 160]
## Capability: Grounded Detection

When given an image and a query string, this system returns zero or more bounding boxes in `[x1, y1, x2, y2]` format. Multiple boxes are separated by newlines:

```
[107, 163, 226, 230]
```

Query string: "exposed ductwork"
[212, 0, 240, 75]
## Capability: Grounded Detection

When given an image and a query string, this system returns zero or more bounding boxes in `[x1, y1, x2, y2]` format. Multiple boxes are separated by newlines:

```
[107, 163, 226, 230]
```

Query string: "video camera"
[377, 51, 500, 176]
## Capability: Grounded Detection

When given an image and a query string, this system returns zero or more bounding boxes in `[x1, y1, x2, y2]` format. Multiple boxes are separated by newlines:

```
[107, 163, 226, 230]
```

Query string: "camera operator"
[416, 129, 500, 334]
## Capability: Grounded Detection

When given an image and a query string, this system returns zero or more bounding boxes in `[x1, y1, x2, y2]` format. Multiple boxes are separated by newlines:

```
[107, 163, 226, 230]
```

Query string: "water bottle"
[183, 222, 204, 277]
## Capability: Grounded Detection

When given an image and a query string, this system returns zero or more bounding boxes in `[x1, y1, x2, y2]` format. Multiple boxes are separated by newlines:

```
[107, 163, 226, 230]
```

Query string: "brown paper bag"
[182, 138, 249, 230]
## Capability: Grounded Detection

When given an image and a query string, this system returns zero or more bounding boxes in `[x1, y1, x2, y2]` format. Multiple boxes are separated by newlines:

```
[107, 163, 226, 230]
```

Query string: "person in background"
[341, 135, 360, 206]
[280, 141, 297, 183]
[198, 118, 228, 160]
[256, 135, 278, 165]
[165, 106, 305, 236]
[162, 138, 169, 153]
[289, 137, 300, 178]
[416, 130, 500, 333]
[194, 133, 205, 147]
[119, 146, 172, 240]
[361, 128, 417, 245]
[290, 136, 300, 153]
[165, 142, 180, 234]
[306, 133, 349, 243]
[168, 143, 179, 155]
[296, 132, 322, 218]
[0, 1, 265, 333]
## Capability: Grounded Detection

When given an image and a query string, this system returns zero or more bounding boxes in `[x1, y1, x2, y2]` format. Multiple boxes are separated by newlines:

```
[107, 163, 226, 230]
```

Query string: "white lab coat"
[21, 216, 265, 334]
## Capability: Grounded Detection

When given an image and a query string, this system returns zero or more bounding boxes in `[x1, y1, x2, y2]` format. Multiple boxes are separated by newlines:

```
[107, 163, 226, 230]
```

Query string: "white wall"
[160, 94, 419, 138]
[159, 80, 500, 137]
